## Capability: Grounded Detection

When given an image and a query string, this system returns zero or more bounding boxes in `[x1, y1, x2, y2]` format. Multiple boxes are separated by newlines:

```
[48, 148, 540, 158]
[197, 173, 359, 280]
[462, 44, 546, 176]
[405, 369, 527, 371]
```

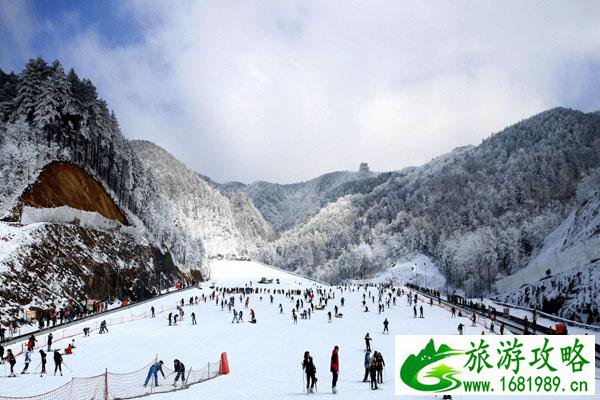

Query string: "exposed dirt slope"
[20, 162, 127, 224]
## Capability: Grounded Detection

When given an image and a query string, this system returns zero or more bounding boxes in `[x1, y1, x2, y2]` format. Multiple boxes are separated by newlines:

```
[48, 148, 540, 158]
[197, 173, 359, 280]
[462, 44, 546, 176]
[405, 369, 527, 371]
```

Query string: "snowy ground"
[0, 260, 597, 399]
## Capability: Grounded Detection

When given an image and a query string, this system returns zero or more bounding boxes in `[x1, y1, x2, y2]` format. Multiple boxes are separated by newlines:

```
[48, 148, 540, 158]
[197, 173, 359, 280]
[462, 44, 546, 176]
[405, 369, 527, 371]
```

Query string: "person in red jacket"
[330, 345, 339, 394]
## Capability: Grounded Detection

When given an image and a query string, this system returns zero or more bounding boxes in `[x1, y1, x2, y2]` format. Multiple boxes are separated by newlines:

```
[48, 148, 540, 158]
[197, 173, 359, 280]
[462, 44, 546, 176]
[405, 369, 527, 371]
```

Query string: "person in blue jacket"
[362, 350, 371, 382]
[144, 360, 165, 387]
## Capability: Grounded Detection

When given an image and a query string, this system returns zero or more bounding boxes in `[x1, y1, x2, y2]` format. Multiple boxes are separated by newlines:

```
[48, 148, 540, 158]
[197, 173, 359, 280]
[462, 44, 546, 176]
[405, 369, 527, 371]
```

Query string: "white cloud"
[5, 1, 600, 182]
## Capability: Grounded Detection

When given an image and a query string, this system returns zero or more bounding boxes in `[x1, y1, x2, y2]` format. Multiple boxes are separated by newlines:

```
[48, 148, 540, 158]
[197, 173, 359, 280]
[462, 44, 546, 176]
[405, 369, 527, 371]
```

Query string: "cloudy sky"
[2, 1, 600, 183]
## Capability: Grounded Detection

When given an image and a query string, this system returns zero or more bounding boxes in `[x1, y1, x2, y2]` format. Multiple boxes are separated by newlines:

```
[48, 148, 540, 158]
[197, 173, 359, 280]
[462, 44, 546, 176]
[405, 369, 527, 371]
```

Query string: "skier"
[500, 322, 505, 335]
[65, 343, 73, 355]
[471, 313, 476, 327]
[143, 360, 165, 387]
[0, 344, 3, 363]
[173, 359, 185, 387]
[327, 311, 332, 323]
[47, 333, 53, 351]
[27, 334, 37, 351]
[232, 309, 238, 323]
[151, 306, 155, 318]
[330, 345, 339, 394]
[191, 312, 197, 325]
[383, 318, 389, 334]
[99, 320, 109, 333]
[238, 310, 244, 322]
[83, 327, 90, 336]
[5, 349, 16, 377]
[457, 323, 464, 335]
[39, 349, 47, 374]
[375, 351, 385, 383]
[302, 351, 317, 394]
[362, 350, 371, 382]
[250, 309, 257, 324]
[369, 354, 378, 390]
[22, 350, 31, 373]
[364, 333, 371, 351]
[53, 350, 63, 376]
[279, 304, 283, 314]
[419, 305, 424, 318]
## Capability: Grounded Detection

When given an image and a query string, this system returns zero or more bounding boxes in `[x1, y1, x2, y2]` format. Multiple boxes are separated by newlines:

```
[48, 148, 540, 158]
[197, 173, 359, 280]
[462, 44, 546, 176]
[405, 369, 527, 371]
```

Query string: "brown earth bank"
[19, 162, 127, 224]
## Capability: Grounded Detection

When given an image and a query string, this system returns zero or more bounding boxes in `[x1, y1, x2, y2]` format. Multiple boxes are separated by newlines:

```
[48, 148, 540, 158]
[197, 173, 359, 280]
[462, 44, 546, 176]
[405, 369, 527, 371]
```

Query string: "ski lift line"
[408, 286, 600, 362]
[491, 299, 600, 332]
[1, 284, 197, 346]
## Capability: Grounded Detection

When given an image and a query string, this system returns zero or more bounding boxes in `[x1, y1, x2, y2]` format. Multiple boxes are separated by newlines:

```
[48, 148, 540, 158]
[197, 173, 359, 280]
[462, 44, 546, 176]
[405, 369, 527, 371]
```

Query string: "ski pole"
[61, 361, 72, 373]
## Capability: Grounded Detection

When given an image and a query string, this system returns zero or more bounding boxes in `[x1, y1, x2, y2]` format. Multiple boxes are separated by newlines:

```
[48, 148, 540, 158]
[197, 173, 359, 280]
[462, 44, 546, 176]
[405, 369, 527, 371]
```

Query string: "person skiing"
[22, 350, 31, 373]
[173, 359, 185, 387]
[151, 306, 155, 318]
[232, 309, 238, 323]
[330, 346, 339, 394]
[238, 310, 244, 322]
[65, 343, 73, 355]
[250, 309, 256, 324]
[27, 334, 37, 351]
[500, 322, 505, 335]
[53, 350, 63, 376]
[47, 333, 53, 351]
[364, 333, 371, 351]
[369, 354, 378, 390]
[144, 360, 165, 387]
[413, 305, 417, 318]
[457, 323, 464, 335]
[173, 314, 178, 325]
[191, 312, 197, 325]
[327, 311, 332, 323]
[383, 318, 389, 334]
[5, 349, 16, 377]
[168, 313, 173, 326]
[419, 305, 424, 318]
[375, 351, 385, 383]
[99, 320, 108, 333]
[0, 344, 3, 362]
[362, 350, 371, 382]
[302, 351, 317, 393]
[39, 349, 47, 374]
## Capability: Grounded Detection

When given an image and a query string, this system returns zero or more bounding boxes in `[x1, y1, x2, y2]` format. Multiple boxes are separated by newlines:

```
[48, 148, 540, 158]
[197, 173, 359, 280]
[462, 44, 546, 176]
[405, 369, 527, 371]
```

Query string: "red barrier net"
[0, 355, 226, 400]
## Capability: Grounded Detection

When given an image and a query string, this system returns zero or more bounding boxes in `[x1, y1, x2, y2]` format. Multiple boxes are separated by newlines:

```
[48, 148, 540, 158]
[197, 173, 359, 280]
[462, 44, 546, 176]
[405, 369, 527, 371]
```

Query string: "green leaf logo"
[400, 339, 465, 392]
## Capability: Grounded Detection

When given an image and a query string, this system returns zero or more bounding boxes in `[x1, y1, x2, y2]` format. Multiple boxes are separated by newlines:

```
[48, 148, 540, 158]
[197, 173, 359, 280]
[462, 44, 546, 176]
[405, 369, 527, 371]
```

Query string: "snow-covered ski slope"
[0, 260, 597, 400]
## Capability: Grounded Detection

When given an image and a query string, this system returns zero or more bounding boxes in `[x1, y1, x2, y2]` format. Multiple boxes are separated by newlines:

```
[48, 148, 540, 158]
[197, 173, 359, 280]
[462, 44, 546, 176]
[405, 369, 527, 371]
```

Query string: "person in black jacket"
[53, 350, 63, 376]
[39, 349, 47, 374]
[5, 349, 16, 377]
[369, 353, 378, 390]
[302, 351, 317, 393]
[173, 359, 186, 387]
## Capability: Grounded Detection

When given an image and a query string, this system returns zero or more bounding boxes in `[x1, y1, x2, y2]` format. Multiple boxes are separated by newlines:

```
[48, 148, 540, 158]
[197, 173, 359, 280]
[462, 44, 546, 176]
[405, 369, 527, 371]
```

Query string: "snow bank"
[496, 197, 600, 293]
[373, 254, 446, 289]
[20, 206, 145, 240]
